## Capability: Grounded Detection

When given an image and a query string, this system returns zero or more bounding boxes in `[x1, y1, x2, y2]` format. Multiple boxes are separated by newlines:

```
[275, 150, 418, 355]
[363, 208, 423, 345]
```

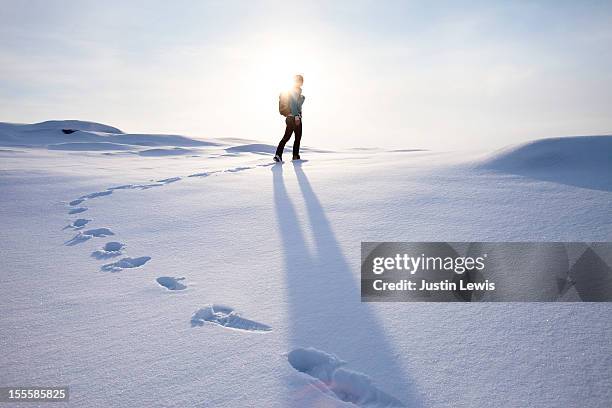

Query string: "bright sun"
[249, 44, 310, 95]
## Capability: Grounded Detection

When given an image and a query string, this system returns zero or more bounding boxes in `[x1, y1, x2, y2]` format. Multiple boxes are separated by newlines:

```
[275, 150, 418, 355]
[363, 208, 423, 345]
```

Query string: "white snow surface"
[1, 121, 611, 407]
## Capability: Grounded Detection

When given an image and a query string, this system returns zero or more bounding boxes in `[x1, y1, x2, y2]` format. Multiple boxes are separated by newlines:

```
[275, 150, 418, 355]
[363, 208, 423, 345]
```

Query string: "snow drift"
[0, 120, 217, 150]
[2, 120, 612, 407]
[478, 135, 612, 191]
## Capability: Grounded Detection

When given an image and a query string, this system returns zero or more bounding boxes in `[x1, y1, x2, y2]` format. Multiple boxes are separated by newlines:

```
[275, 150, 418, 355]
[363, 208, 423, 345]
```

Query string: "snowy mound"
[480, 135, 612, 171]
[3, 120, 124, 134]
[0, 120, 216, 150]
[3, 123, 612, 407]
[48, 142, 134, 151]
[479, 135, 612, 191]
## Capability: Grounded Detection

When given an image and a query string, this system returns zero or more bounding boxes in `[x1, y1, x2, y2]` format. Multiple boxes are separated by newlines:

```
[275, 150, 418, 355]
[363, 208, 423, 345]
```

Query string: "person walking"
[274, 74, 305, 162]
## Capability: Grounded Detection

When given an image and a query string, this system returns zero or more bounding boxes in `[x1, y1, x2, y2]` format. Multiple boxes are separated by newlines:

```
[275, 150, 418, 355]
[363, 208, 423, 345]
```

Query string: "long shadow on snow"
[272, 162, 421, 407]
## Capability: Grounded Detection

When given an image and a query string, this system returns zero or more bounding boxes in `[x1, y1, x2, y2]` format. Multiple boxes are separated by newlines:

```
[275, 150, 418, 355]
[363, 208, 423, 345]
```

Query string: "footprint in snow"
[64, 218, 91, 230]
[188, 170, 221, 178]
[65, 228, 114, 246]
[188, 172, 210, 178]
[101, 256, 151, 272]
[287, 347, 404, 407]
[69, 207, 87, 214]
[108, 184, 134, 190]
[156, 276, 187, 291]
[191, 304, 271, 332]
[67, 190, 112, 210]
[156, 177, 181, 184]
[80, 190, 113, 200]
[91, 241, 125, 259]
[225, 166, 252, 173]
[107, 178, 180, 191]
[109, 183, 160, 190]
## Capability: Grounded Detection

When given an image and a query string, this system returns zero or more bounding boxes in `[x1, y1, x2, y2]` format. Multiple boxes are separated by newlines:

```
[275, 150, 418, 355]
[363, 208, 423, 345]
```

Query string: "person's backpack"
[279, 92, 291, 116]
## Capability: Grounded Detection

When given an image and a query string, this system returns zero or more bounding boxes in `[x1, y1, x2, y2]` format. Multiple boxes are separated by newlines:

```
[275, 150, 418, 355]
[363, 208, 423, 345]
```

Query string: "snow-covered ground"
[1, 121, 611, 407]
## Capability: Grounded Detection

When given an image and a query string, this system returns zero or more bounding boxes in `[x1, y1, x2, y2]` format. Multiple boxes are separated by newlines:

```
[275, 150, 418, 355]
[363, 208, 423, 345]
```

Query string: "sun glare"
[247, 42, 312, 96]
[241, 37, 328, 134]
[257, 61, 301, 94]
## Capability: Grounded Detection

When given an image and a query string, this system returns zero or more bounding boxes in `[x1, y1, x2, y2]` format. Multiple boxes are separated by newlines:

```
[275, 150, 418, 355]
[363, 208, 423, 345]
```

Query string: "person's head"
[294, 74, 304, 88]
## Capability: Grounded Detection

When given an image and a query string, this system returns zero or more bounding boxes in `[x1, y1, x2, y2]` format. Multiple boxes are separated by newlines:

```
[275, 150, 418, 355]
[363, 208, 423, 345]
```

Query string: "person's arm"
[290, 91, 300, 117]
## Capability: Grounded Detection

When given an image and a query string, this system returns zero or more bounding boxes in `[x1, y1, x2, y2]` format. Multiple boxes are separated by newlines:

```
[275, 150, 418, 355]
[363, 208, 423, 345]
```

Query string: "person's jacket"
[289, 88, 305, 117]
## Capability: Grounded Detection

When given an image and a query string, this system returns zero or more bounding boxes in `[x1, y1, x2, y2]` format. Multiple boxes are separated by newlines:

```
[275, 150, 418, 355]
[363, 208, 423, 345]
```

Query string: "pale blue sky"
[1, 0, 611, 150]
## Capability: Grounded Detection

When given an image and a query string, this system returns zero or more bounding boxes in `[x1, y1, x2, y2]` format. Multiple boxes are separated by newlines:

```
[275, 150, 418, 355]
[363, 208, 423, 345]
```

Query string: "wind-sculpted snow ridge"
[288, 347, 405, 408]
[191, 304, 272, 332]
[1, 120, 123, 134]
[48, 142, 135, 151]
[137, 147, 196, 156]
[478, 135, 612, 191]
[0, 120, 217, 150]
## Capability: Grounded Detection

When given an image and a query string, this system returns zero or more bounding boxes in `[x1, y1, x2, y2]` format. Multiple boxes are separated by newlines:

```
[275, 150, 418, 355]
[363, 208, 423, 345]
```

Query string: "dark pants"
[275, 116, 302, 158]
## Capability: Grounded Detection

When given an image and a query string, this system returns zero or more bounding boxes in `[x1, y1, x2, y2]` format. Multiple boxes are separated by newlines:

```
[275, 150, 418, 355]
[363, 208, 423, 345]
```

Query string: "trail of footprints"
[61, 161, 399, 406]
[191, 304, 272, 332]
[91, 241, 125, 259]
[62, 163, 272, 331]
